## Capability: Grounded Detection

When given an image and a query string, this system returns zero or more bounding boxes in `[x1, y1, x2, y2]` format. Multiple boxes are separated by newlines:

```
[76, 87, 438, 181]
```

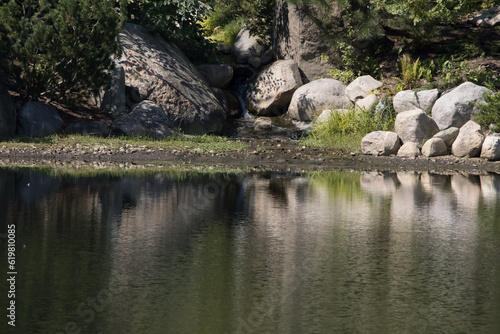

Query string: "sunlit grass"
[299, 103, 395, 152]
[0, 134, 248, 154]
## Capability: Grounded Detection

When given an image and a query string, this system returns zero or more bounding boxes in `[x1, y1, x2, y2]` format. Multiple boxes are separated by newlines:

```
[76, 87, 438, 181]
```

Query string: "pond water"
[1, 167, 500, 334]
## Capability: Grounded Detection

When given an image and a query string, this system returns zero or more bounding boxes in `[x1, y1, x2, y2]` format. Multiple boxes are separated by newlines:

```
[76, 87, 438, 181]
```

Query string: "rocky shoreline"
[1, 139, 499, 174]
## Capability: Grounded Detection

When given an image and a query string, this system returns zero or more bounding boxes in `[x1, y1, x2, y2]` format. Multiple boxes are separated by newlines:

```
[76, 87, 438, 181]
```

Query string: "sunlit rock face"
[119, 23, 226, 135]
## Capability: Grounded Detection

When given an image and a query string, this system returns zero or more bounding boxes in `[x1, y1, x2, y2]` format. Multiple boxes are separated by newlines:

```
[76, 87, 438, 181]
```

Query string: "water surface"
[1, 168, 500, 333]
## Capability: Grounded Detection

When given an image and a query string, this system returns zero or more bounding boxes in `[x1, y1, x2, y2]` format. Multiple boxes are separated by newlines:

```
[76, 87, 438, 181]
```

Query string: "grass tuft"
[299, 102, 395, 152]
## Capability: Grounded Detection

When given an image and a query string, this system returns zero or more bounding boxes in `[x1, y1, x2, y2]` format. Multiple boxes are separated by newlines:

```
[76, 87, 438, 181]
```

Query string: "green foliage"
[417, 56, 500, 90]
[203, 17, 243, 45]
[287, 0, 496, 77]
[398, 55, 424, 89]
[0, 0, 121, 103]
[202, 0, 276, 45]
[472, 91, 500, 132]
[373, 0, 495, 25]
[122, 0, 214, 61]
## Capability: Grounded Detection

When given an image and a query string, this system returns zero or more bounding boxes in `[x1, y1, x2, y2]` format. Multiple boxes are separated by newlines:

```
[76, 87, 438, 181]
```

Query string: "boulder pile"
[361, 82, 498, 160]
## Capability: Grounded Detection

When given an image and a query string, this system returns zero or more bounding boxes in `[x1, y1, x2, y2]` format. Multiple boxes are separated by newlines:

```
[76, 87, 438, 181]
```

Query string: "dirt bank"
[1, 138, 499, 174]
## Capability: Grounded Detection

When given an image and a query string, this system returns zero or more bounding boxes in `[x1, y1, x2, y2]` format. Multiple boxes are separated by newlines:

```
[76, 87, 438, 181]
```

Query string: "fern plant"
[399, 55, 424, 89]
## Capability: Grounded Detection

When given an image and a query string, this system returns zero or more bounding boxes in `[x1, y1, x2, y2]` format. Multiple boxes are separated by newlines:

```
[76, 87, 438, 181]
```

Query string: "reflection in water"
[1, 168, 500, 334]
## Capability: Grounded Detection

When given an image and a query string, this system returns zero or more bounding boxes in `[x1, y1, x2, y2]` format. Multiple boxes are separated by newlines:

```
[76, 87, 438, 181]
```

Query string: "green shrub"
[0, 0, 121, 103]
[472, 91, 500, 132]
[202, 0, 275, 45]
[122, 0, 214, 62]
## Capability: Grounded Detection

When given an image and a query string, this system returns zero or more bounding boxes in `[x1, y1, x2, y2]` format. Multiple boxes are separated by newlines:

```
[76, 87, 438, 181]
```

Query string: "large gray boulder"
[197, 64, 233, 89]
[451, 120, 485, 158]
[421, 138, 448, 157]
[431, 82, 491, 130]
[361, 131, 401, 156]
[119, 23, 226, 135]
[246, 60, 302, 116]
[287, 79, 352, 121]
[232, 27, 272, 65]
[0, 83, 16, 139]
[112, 100, 174, 139]
[345, 75, 383, 102]
[273, 0, 341, 81]
[480, 135, 500, 160]
[17, 102, 63, 137]
[395, 109, 440, 147]
[393, 89, 439, 113]
[101, 64, 126, 117]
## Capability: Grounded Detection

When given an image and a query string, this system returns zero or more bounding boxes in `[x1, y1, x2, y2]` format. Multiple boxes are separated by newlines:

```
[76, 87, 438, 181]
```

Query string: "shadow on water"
[1, 167, 500, 334]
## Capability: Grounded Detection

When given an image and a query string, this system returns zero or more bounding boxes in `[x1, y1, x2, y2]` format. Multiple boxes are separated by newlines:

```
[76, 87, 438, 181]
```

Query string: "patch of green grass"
[208, 19, 243, 45]
[299, 102, 395, 152]
[0, 134, 248, 154]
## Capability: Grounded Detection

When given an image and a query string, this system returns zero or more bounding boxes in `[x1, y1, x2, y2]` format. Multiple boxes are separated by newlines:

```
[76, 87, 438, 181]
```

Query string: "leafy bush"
[472, 91, 500, 132]
[202, 0, 275, 45]
[122, 0, 214, 61]
[0, 0, 121, 103]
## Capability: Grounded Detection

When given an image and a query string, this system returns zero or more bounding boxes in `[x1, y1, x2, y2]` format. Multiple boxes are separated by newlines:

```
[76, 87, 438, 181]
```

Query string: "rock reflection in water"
[1, 168, 499, 334]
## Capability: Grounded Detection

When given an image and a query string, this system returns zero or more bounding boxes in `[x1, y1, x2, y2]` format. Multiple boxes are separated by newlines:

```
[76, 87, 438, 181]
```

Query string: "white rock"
[393, 90, 418, 114]
[393, 89, 439, 113]
[451, 120, 485, 158]
[431, 82, 491, 130]
[287, 78, 352, 121]
[397, 142, 421, 158]
[422, 138, 448, 157]
[355, 94, 378, 111]
[345, 75, 383, 102]
[361, 131, 401, 156]
[395, 109, 440, 147]
[433, 127, 460, 147]
[480, 136, 500, 160]
[416, 89, 439, 112]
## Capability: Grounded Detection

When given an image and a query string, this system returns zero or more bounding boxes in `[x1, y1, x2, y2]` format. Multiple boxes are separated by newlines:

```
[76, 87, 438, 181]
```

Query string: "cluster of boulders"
[243, 61, 381, 123]
[361, 81, 500, 160]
